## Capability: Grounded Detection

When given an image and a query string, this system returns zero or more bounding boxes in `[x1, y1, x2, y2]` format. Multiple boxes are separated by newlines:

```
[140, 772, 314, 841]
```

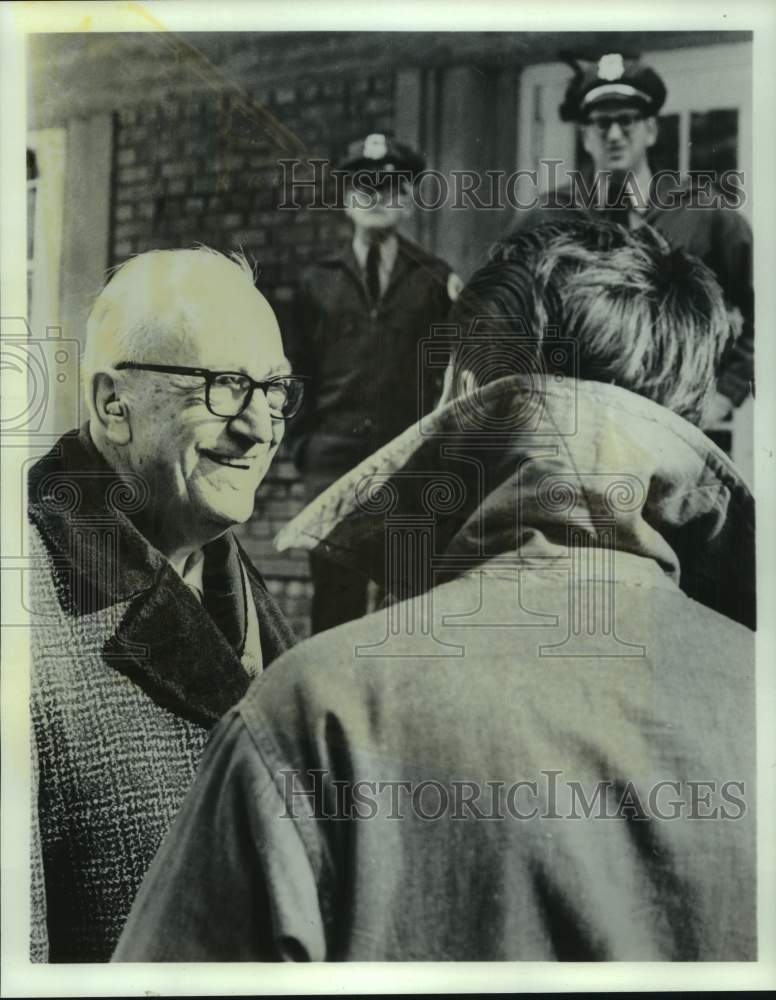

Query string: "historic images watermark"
[278, 768, 748, 822]
[277, 158, 746, 212]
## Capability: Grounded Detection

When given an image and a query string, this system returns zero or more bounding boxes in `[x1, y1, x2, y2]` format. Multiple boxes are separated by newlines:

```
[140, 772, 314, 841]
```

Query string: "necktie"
[366, 242, 381, 307]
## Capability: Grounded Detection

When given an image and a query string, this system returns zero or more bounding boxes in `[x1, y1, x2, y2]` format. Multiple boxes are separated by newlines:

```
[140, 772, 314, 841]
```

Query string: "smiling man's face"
[121, 270, 288, 547]
[581, 100, 658, 174]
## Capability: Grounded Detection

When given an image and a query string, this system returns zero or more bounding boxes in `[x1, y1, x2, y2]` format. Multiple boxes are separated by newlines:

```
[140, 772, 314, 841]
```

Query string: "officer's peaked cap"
[558, 51, 667, 122]
[337, 134, 426, 177]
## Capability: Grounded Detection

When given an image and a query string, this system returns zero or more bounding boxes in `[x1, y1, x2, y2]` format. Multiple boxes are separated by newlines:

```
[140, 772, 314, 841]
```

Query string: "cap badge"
[597, 53, 625, 81]
[363, 133, 388, 160]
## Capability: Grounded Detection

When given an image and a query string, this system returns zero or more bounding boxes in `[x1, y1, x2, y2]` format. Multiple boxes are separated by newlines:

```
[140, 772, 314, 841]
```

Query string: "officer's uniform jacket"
[288, 234, 457, 493]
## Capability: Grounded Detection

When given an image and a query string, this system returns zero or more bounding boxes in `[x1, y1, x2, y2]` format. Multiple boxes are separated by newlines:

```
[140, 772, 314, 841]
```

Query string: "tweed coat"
[28, 427, 296, 962]
[116, 378, 755, 961]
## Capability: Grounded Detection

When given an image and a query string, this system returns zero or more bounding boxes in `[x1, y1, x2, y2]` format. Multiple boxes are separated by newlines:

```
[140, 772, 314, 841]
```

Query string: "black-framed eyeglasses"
[114, 362, 306, 420]
[584, 112, 645, 136]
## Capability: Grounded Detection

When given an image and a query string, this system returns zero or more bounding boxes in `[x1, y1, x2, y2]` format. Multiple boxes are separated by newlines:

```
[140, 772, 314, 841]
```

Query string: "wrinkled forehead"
[180, 283, 284, 373]
[113, 252, 285, 373]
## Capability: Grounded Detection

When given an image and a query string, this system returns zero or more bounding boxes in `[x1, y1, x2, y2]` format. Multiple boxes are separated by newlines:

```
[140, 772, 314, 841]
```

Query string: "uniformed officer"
[510, 52, 753, 422]
[288, 133, 461, 634]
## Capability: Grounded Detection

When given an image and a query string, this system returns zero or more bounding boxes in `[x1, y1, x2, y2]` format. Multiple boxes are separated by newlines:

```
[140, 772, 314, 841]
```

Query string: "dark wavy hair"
[449, 220, 732, 426]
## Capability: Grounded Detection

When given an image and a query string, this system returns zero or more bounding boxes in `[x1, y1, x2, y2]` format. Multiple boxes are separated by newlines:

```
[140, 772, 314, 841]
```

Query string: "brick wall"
[110, 74, 395, 637]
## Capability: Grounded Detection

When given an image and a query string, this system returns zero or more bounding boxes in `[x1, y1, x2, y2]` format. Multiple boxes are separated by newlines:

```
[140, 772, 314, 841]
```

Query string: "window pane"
[689, 109, 738, 174]
[650, 114, 679, 174]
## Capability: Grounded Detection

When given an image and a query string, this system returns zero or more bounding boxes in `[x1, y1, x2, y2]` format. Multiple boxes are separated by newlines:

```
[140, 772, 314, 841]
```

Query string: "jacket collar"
[28, 427, 294, 724]
[323, 233, 428, 301]
[28, 426, 166, 610]
[277, 378, 755, 630]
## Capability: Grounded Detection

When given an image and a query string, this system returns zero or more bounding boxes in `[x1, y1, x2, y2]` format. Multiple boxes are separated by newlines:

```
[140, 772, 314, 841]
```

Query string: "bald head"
[83, 248, 281, 396]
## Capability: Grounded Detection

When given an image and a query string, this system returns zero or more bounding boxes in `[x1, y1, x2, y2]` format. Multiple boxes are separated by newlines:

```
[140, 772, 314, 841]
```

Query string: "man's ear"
[580, 123, 594, 157]
[91, 372, 131, 445]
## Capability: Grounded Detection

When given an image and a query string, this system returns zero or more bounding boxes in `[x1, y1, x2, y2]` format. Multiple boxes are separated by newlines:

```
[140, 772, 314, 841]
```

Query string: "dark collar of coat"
[28, 426, 296, 725]
[28, 425, 167, 610]
[318, 234, 444, 297]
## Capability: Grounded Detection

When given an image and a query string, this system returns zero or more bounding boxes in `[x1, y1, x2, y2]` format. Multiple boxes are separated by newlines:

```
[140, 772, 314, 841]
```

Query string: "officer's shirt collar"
[351, 231, 399, 289]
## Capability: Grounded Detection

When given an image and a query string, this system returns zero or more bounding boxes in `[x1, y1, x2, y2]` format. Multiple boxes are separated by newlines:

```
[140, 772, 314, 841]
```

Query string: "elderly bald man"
[28, 247, 299, 962]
